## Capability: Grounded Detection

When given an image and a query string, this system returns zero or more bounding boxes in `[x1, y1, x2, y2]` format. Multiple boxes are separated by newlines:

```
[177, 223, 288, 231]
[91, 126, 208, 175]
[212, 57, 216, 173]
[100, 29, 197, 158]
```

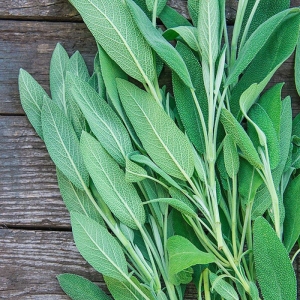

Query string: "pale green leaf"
[163, 26, 199, 51]
[159, 5, 192, 28]
[125, 158, 148, 182]
[80, 132, 145, 229]
[57, 273, 112, 300]
[105, 276, 155, 300]
[167, 235, 215, 284]
[283, 175, 300, 252]
[197, 0, 220, 63]
[68, 50, 90, 82]
[93, 51, 106, 98]
[69, 74, 133, 166]
[187, 0, 198, 25]
[295, 36, 300, 96]
[126, 0, 193, 88]
[253, 217, 297, 300]
[71, 212, 128, 281]
[223, 135, 239, 178]
[209, 272, 239, 300]
[56, 168, 104, 226]
[18, 68, 49, 139]
[146, 0, 167, 15]
[41, 99, 89, 190]
[69, 0, 155, 83]
[117, 79, 194, 181]
[50, 43, 69, 114]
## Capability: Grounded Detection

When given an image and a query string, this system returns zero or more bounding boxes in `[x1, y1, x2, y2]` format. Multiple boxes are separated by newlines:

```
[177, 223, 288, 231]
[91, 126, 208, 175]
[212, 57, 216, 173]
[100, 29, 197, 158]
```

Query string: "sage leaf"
[41, 99, 89, 190]
[69, 74, 133, 166]
[69, 0, 155, 83]
[187, 0, 198, 25]
[125, 158, 148, 182]
[125, 0, 193, 88]
[163, 26, 199, 51]
[68, 50, 90, 82]
[230, 10, 300, 117]
[57, 273, 112, 300]
[295, 35, 300, 96]
[93, 51, 106, 98]
[251, 184, 272, 219]
[227, 10, 291, 85]
[253, 217, 297, 300]
[223, 135, 239, 179]
[167, 235, 215, 285]
[220, 108, 262, 168]
[283, 175, 300, 252]
[56, 168, 104, 226]
[105, 276, 155, 300]
[209, 272, 239, 300]
[146, 0, 167, 15]
[117, 79, 194, 181]
[197, 0, 220, 64]
[18, 68, 49, 139]
[80, 132, 145, 229]
[172, 42, 207, 154]
[50, 43, 69, 114]
[159, 5, 192, 28]
[71, 212, 128, 281]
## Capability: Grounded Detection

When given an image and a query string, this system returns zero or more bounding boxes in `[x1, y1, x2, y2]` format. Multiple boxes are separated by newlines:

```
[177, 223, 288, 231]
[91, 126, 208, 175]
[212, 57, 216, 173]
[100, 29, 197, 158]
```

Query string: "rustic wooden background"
[0, 0, 300, 299]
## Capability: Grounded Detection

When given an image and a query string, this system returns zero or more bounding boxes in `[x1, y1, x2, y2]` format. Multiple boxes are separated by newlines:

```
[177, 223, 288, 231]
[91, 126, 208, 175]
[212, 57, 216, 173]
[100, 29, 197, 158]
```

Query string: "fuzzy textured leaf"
[117, 79, 194, 181]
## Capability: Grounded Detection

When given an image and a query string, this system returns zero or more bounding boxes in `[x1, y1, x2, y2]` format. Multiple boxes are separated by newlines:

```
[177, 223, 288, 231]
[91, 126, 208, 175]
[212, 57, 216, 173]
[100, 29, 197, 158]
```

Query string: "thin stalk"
[152, 0, 158, 26]
[203, 269, 211, 300]
[231, 175, 238, 260]
[238, 203, 252, 260]
[292, 248, 300, 264]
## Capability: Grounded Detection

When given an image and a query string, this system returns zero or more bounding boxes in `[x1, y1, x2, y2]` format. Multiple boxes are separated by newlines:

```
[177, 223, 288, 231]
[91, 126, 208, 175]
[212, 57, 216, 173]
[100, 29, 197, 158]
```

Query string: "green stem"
[231, 175, 238, 260]
[203, 269, 211, 300]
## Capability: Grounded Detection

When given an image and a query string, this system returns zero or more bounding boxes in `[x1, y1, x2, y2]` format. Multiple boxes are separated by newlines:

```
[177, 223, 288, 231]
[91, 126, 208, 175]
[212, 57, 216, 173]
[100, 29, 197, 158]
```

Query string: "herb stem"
[231, 175, 238, 260]
[203, 268, 211, 300]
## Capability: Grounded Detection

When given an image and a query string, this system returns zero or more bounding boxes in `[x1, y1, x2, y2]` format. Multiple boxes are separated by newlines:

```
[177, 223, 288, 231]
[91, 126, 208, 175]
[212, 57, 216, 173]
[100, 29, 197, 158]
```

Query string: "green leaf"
[93, 51, 106, 98]
[253, 217, 297, 300]
[223, 135, 239, 178]
[220, 109, 262, 168]
[117, 79, 194, 181]
[80, 132, 145, 229]
[125, 0, 193, 88]
[230, 10, 300, 117]
[146, 0, 167, 15]
[167, 235, 215, 285]
[283, 175, 300, 252]
[41, 99, 89, 190]
[69, 74, 133, 166]
[56, 168, 104, 226]
[197, 0, 220, 64]
[71, 212, 128, 281]
[295, 36, 300, 96]
[209, 272, 239, 300]
[18, 68, 49, 139]
[163, 26, 199, 51]
[227, 9, 292, 85]
[159, 5, 192, 28]
[145, 198, 196, 217]
[68, 50, 90, 82]
[251, 184, 272, 219]
[172, 42, 207, 154]
[125, 158, 148, 182]
[105, 276, 155, 300]
[50, 43, 69, 114]
[57, 273, 112, 300]
[69, 0, 155, 83]
[187, 0, 198, 25]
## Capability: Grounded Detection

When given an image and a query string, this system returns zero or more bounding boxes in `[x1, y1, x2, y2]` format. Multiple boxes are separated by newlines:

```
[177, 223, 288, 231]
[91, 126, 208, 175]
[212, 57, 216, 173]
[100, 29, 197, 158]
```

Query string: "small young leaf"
[163, 26, 199, 51]
[117, 79, 194, 181]
[223, 135, 239, 179]
[69, 74, 134, 166]
[69, 0, 155, 83]
[18, 68, 49, 139]
[80, 132, 145, 229]
[209, 272, 239, 300]
[57, 273, 112, 300]
[253, 217, 297, 300]
[283, 175, 300, 252]
[56, 168, 104, 226]
[50, 43, 69, 114]
[41, 99, 89, 190]
[167, 235, 215, 284]
[220, 109, 262, 168]
[68, 51, 90, 82]
[71, 212, 128, 281]
[159, 5, 192, 28]
[125, 0, 193, 88]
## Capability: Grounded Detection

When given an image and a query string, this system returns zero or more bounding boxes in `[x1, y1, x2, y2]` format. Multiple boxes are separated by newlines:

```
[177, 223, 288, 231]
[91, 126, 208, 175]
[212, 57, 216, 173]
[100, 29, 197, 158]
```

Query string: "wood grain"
[0, 229, 103, 299]
[0, 116, 70, 228]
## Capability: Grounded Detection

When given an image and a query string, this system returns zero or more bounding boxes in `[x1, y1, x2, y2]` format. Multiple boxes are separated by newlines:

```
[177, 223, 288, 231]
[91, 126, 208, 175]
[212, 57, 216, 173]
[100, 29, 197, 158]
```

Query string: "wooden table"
[0, 0, 300, 298]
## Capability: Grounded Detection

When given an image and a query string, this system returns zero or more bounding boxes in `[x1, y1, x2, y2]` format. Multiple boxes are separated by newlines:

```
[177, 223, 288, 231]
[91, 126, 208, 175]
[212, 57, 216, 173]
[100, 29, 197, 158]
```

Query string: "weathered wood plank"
[0, 229, 103, 299]
[0, 116, 70, 228]
[1, 20, 300, 116]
